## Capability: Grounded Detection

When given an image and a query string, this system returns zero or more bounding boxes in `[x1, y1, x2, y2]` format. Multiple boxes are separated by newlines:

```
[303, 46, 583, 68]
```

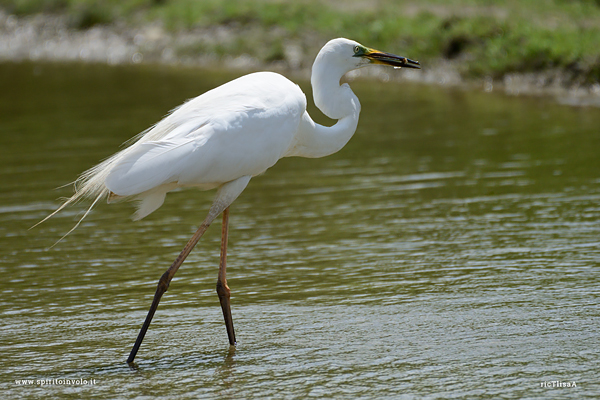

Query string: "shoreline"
[2, 10, 600, 107]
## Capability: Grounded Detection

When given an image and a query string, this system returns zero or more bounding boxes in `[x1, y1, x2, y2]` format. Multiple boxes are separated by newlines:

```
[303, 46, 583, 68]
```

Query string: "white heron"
[40, 38, 420, 363]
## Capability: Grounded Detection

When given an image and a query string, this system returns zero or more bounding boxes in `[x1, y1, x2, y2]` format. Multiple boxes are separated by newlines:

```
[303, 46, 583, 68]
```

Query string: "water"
[1, 62, 599, 399]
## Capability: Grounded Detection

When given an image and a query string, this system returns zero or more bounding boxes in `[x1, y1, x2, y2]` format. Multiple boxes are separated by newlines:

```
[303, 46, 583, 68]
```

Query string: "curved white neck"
[284, 55, 361, 159]
[311, 58, 361, 120]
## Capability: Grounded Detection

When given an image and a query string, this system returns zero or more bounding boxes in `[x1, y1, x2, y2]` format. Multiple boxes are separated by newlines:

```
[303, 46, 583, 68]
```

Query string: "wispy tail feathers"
[32, 155, 117, 245]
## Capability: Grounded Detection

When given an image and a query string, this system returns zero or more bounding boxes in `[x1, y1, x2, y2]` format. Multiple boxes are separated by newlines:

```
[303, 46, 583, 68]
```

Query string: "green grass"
[2, 0, 600, 83]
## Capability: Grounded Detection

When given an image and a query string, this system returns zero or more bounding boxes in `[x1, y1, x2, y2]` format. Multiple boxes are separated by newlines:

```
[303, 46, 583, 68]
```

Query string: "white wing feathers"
[106, 138, 198, 196]
[44, 71, 306, 230]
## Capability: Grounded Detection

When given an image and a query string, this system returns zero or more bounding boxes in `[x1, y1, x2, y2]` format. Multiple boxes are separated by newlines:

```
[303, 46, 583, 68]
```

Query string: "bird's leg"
[127, 219, 212, 364]
[126, 175, 251, 364]
[216, 207, 236, 346]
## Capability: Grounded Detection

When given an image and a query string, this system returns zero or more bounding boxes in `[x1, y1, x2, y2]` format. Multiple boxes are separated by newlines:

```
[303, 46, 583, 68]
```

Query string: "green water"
[1, 62, 599, 399]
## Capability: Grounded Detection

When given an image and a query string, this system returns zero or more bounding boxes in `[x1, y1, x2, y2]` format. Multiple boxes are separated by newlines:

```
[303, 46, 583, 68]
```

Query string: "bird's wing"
[105, 72, 307, 197]
[105, 137, 200, 196]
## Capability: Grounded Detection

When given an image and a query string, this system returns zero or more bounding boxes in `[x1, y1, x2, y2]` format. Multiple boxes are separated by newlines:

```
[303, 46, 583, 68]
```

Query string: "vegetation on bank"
[2, 0, 600, 84]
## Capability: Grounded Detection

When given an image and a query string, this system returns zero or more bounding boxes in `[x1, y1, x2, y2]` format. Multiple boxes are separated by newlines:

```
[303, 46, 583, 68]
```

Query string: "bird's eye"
[354, 45, 360, 54]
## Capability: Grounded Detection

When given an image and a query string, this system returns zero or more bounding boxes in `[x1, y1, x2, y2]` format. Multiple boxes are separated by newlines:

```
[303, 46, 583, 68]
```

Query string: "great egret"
[41, 38, 420, 363]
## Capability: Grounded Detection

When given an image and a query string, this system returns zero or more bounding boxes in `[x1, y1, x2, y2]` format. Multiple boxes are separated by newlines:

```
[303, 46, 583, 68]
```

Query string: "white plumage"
[104, 72, 306, 219]
[39, 38, 420, 237]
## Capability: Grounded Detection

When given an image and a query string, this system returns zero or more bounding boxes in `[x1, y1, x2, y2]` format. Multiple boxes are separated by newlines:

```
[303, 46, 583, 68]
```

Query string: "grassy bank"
[2, 0, 600, 84]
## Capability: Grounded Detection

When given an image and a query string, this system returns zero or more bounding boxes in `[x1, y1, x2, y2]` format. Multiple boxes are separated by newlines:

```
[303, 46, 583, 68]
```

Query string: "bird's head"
[316, 38, 420, 74]
[312, 38, 420, 119]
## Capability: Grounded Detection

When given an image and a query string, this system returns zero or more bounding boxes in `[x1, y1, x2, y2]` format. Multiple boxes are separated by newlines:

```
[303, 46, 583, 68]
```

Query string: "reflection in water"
[0, 63, 599, 398]
[215, 346, 236, 397]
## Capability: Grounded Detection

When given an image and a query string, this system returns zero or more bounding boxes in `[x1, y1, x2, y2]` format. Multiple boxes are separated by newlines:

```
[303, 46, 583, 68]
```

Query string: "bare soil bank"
[2, 11, 599, 107]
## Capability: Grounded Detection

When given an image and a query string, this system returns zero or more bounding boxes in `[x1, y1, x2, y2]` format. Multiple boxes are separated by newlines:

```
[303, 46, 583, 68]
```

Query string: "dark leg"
[127, 220, 212, 364]
[216, 207, 236, 346]
[126, 176, 251, 363]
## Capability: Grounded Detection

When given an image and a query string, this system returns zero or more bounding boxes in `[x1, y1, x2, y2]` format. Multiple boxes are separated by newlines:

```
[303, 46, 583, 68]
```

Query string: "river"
[1, 62, 599, 399]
